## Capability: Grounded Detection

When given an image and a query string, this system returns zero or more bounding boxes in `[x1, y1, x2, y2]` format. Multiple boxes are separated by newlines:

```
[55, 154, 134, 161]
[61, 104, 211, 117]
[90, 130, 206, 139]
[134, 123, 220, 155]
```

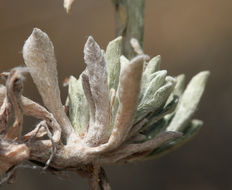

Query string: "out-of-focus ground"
[0, 0, 232, 189]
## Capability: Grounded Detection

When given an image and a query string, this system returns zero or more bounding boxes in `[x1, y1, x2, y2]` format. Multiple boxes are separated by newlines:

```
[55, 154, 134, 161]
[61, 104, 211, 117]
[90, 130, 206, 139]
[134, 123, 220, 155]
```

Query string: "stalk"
[112, 0, 145, 59]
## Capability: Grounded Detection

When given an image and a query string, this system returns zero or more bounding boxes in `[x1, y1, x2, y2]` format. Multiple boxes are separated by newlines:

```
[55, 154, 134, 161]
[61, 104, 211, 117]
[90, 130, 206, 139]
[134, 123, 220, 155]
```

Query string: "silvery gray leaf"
[140, 55, 161, 94]
[143, 96, 179, 132]
[83, 36, 111, 146]
[68, 76, 89, 137]
[167, 71, 210, 132]
[166, 74, 186, 105]
[105, 36, 122, 91]
[23, 28, 74, 139]
[135, 79, 175, 122]
[144, 55, 161, 75]
[140, 70, 167, 103]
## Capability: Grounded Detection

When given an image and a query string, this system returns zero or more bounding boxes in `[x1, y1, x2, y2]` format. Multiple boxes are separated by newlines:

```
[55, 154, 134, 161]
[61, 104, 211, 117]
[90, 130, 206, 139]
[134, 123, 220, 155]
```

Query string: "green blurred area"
[0, 0, 232, 189]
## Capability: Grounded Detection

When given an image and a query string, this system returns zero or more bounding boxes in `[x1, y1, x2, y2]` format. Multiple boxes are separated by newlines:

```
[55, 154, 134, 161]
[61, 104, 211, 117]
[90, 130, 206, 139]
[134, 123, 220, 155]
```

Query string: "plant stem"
[112, 0, 145, 59]
[87, 165, 112, 190]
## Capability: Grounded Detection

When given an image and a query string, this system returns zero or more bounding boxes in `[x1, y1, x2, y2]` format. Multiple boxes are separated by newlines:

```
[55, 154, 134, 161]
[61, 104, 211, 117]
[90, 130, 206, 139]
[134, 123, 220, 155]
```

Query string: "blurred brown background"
[0, 0, 232, 189]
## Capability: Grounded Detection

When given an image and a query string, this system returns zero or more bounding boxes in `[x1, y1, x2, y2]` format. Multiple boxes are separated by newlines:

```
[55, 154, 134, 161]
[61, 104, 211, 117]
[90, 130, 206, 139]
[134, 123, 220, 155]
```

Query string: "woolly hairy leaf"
[68, 76, 89, 136]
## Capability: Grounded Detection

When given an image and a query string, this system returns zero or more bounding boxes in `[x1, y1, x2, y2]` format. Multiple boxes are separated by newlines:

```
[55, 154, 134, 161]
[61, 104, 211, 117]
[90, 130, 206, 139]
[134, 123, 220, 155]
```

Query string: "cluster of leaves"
[68, 35, 209, 162]
[0, 28, 209, 189]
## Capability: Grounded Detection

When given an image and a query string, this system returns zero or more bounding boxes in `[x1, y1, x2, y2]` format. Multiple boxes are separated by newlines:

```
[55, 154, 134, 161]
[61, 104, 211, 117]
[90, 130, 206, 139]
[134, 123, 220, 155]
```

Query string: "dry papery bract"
[0, 28, 209, 189]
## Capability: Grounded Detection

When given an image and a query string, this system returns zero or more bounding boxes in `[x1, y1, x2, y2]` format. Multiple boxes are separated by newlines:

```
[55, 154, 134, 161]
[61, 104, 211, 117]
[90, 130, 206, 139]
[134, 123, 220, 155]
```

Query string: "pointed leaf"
[105, 36, 122, 91]
[83, 36, 110, 146]
[140, 55, 161, 95]
[135, 79, 175, 122]
[68, 76, 89, 137]
[144, 55, 161, 75]
[140, 70, 167, 103]
[23, 28, 74, 138]
[167, 71, 210, 132]
[86, 55, 149, 154]
[107, 55, 149, 146]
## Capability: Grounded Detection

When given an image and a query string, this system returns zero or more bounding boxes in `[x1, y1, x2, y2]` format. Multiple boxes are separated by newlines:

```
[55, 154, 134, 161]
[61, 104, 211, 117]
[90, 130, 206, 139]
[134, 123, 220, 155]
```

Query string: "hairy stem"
[112, 0, 145, 59]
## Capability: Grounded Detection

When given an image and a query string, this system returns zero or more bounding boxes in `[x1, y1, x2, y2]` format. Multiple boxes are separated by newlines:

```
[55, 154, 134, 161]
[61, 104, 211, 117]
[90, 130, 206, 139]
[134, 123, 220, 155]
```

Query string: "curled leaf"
[107, 55, 149, 148]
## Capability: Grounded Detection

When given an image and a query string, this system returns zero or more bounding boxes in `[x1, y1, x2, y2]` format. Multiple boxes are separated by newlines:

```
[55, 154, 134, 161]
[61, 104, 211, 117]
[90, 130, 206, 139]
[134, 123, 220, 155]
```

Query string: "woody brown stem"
[87, 165, 111, 190]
